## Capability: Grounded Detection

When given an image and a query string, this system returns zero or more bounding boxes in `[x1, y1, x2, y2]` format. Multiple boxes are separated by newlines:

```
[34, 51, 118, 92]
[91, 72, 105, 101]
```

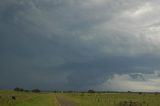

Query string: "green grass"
[0, 90, 59, 106]
[62, 93, 160, 106]
[1, 90, 160, 106]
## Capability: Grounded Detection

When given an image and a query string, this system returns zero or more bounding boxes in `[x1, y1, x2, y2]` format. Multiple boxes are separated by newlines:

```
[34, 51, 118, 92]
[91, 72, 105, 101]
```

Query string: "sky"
[1, 0, 160, 92]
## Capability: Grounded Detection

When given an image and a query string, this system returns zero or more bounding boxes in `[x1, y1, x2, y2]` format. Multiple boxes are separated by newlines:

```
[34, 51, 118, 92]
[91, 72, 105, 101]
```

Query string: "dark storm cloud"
[1, 0, 160, 90]
[59, 55, 160, 89]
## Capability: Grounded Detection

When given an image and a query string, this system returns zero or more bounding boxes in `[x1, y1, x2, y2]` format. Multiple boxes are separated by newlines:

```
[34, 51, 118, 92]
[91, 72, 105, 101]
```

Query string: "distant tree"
[53, 91, 58, 93]
[128, 91, 132, 93]
[154, 92, 159, 95]
[32, 89, 41, 93]
[24, 89, 29, 92]
[88, 89, 95, 93]
[138, 92, 142, 95]
[14, 87, 21, 91]
[19, 88, 24, 92]
[14, 87, 25, 92]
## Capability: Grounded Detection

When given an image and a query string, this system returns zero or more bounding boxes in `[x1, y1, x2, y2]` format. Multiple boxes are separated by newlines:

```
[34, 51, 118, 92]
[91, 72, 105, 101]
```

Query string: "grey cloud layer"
[1, 0, 160, 90]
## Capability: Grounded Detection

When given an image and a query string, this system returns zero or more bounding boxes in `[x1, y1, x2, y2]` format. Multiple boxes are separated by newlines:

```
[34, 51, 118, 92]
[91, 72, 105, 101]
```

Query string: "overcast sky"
[1, 0, 160, 91]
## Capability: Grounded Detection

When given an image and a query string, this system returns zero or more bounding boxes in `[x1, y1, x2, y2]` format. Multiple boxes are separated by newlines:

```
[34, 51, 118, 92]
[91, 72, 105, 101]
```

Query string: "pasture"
[62, 92, 160, 106]
[0, 90, 59, 106]
[0, 90, 160, 106]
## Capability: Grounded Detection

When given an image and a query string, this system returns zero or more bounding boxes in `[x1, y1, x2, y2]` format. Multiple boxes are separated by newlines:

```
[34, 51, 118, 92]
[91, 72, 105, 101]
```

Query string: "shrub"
[24, 89, 29, 92]
[32, 89, 41, 93]
[14, 87, 24, 92]
[14, 87, 21, 91]
[88, 89, 95, 93]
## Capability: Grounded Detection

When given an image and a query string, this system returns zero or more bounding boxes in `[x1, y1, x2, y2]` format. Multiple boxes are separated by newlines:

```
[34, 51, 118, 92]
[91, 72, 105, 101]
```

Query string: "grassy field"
[0, 90, 59, 106]
[1, 90, 160, 106]
[62, 92, 160, 106]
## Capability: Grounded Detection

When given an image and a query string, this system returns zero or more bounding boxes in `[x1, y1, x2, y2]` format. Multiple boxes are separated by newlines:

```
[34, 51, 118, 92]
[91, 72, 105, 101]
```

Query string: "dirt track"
[56, 95, 78, 106]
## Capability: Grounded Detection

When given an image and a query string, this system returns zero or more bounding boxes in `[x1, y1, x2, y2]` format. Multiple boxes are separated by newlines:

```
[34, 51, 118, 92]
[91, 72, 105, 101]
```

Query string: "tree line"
[14, 87, 41, 93]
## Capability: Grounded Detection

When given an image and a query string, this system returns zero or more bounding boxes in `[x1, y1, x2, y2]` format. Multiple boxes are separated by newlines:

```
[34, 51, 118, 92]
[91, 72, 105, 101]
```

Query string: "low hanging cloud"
[100, 71, 160, 92]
